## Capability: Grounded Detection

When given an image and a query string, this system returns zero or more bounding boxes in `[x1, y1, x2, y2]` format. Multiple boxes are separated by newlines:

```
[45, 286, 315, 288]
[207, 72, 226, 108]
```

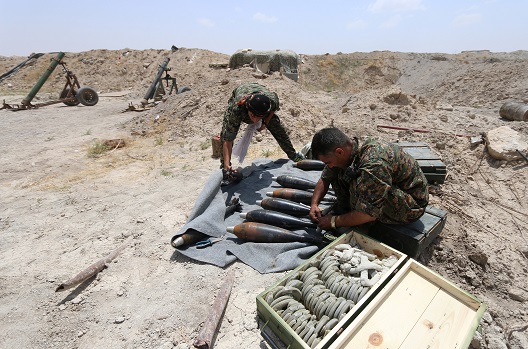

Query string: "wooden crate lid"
[328, 260, 486, 349]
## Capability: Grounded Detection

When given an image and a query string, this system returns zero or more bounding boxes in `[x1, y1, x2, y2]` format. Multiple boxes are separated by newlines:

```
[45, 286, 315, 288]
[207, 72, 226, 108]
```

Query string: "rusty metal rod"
[55, 242, 127, 292]
[22, 52, 65, 106]
[193, 270, 235, 349]
[376, 124, 470, 137]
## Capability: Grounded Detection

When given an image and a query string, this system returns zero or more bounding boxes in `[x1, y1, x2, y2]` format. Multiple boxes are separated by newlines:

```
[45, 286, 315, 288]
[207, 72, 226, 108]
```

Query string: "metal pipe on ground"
[193, 270, 235, 349]
[499, 102, 528, 121]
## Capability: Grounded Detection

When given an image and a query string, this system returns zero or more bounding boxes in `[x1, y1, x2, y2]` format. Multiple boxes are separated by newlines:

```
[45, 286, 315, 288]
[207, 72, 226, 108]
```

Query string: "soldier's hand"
[309, 205, 321, 222]
[222, 167, 230, 179]
[293, 152, 305, 162]
[222, 168, 242, 184]
[317, 215, 332, 230]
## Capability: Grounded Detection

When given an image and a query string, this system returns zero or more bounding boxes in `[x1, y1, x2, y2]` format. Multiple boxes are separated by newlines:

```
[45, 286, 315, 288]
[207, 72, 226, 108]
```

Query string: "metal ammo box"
[395, 141, 447, 185]
[367, 205, 448, 258]
[257, 230, 485, 349]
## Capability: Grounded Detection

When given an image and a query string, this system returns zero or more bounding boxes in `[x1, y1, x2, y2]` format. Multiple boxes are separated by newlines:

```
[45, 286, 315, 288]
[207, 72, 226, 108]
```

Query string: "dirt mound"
[0, 48, 229, 100]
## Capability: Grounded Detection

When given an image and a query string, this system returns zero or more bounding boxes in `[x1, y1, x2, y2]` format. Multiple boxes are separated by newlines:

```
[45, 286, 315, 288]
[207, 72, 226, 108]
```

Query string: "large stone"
[486, 333, 508, 349]
[470, 330, 482, 348]
[508, 288, 527, 302]
[486, 126, 528, 161]
[435, 102, 454, 111]
[468, 250, 488, 267]
[482, 312, 493, 324]
[509, 331, 528, 349]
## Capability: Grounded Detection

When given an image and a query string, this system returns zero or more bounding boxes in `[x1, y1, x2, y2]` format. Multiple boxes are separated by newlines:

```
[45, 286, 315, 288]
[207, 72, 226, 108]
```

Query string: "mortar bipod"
[160, 69, 191, 98]
[151, 70, 191, 101]
[58, 62, 99, 107]
[58, 62, 81, 106]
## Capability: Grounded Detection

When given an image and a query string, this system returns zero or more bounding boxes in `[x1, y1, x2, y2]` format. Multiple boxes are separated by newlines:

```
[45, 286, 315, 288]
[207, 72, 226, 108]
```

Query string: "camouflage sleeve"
[265, 114, 296, 159]
[321, 165, 336, 182]
[354, 144, 392, 218]
[220, 102, 243, 141]
[391, 144, 429, 207]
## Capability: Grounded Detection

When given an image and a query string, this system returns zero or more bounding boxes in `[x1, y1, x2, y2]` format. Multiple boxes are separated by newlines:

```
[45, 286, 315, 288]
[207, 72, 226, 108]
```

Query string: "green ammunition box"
[367, 206, 447, 258]
[394, 141, 447, 184]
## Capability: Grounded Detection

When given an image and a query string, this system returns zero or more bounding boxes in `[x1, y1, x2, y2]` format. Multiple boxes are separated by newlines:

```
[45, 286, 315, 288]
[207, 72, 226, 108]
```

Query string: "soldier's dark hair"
[311, 128, 350, 158]
[246, 93, 271, 117]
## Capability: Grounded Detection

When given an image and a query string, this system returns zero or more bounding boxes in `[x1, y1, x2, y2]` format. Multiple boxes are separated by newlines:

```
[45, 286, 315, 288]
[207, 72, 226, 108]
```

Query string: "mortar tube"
[141, 57, 170, 105]
[21, 52, 65, 106]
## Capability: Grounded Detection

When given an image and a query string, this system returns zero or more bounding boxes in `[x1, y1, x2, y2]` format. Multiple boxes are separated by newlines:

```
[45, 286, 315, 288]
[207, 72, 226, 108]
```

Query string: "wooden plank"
[331, 265, 440, 348]
[400, 289, 478, 349]
[329, 260, 484, 349]
[408, 262, 483, 309]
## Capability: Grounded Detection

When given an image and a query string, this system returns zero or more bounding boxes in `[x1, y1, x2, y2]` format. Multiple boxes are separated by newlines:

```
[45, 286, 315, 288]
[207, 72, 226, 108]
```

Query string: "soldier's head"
[246, 94, 271, 121]
[311, 128, 356, 169]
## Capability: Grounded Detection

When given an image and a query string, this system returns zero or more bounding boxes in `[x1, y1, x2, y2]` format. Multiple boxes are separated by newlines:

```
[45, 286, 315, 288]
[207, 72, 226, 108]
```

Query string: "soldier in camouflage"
[220, 82, 303, 175]
[309, 127, 429, 230]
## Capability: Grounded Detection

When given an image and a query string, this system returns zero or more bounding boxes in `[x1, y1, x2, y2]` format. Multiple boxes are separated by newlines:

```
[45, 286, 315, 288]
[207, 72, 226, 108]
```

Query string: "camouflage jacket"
[220, 83, 296, 159]
[321, 138, 429, 221]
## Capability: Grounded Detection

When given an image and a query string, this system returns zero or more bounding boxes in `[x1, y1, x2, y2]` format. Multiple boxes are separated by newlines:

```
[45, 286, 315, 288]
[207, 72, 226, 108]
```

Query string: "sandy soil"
[1, 48, 527, 349]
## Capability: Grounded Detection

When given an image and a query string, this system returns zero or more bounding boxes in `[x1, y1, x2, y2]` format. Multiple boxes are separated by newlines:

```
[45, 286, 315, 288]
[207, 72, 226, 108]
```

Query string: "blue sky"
[0, 0, 526, 56]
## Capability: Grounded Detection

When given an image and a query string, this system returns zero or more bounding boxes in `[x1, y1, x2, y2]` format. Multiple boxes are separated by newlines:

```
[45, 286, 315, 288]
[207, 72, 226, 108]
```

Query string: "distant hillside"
[299, 50, 528, 105]
[1, 49, 527, 107]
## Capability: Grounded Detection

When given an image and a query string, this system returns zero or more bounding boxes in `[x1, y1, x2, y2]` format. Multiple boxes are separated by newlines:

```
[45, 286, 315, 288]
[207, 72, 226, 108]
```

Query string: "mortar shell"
[229, 222, 322, 245]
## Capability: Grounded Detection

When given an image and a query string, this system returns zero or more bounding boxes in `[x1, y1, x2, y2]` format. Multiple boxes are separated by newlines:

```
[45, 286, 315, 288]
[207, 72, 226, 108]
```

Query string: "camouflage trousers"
[331, 181, 426, 224]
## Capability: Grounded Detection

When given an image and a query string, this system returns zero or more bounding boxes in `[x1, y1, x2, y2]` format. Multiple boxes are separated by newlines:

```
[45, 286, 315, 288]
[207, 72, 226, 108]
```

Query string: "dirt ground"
[1, 48, 527, 349]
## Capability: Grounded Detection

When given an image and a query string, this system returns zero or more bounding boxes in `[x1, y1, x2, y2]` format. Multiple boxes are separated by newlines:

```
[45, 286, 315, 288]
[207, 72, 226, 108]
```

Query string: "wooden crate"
[257, 231, 407, 349]
[367, 206, 447, 258]
[257, 230, 485, 349]
[328, 259, 486, 349]
[395, 142, 447, 184]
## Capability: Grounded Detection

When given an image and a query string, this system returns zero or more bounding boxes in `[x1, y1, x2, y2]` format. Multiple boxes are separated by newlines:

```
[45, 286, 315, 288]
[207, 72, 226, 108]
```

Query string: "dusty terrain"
[1, 47, 527, 349]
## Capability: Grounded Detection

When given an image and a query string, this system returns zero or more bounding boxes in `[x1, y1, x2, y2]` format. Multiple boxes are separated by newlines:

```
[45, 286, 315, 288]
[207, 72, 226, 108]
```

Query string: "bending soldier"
[220, 82, 304, 181]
